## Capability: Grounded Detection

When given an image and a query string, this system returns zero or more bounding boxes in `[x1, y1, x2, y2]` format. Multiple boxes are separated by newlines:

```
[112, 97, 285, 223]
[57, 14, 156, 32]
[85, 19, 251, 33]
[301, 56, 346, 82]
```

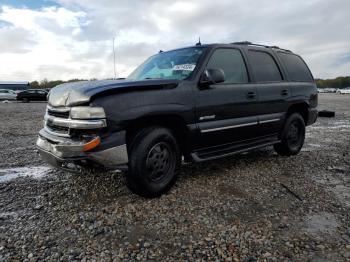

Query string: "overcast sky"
[0, 0, 349, 81]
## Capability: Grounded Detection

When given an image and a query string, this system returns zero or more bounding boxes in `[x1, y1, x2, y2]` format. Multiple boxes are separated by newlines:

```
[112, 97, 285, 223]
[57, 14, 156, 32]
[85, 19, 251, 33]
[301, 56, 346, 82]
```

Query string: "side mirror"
[199, 68, 225, 87]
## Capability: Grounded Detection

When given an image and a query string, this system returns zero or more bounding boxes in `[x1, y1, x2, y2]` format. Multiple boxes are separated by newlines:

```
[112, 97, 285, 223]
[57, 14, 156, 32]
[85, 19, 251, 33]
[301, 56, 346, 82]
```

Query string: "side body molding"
[197, 112, 285, 133]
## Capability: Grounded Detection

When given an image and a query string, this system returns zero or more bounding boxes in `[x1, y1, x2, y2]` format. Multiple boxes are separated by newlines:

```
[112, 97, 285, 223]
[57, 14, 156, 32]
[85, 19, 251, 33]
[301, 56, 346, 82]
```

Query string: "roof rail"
[231, 41, 291, 52]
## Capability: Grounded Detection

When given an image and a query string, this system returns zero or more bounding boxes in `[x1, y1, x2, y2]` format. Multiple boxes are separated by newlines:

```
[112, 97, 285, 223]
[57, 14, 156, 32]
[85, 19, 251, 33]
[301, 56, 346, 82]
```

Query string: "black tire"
[318, 110, 335, 118]
[274, 113, 305, 156]
[126, 127, 181, 197]
[22, 98, 30, 103]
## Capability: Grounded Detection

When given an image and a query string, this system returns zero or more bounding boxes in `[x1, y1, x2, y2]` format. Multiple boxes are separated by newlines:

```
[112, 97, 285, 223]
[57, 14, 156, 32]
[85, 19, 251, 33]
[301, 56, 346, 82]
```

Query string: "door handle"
[246, 91, 256, 99]
[281, 89, 289, 96]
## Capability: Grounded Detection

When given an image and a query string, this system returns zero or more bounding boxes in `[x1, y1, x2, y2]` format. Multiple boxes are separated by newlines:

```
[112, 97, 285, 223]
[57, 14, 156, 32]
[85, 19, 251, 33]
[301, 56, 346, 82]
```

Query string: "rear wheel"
[274, 113, 305, 156]
[126, 127, 181, 197]
[22, 98, 30, 103]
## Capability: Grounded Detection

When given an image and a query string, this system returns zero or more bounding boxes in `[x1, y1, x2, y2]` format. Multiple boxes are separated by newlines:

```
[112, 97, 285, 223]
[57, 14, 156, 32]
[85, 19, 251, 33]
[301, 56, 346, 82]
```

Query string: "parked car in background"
[16, 89, 48, 102]
[336, 88, 350, 94]
[317, 88, 337, 93]
[0, 89, 17, 100]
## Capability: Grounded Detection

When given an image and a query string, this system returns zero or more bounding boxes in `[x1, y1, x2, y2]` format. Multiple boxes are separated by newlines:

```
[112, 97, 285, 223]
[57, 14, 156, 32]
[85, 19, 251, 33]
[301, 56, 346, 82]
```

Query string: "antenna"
[113, 37, 116, 79]
[196, 37, 201, 46]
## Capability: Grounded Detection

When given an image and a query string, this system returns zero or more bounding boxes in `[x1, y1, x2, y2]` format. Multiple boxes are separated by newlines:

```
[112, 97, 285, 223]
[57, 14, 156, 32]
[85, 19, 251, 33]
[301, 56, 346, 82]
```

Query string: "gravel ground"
[0, 94, 349, 261]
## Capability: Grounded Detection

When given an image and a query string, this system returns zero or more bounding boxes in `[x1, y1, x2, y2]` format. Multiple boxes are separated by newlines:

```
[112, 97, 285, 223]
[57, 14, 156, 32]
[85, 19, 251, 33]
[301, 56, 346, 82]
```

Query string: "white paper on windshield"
[173, 64, 196, 71]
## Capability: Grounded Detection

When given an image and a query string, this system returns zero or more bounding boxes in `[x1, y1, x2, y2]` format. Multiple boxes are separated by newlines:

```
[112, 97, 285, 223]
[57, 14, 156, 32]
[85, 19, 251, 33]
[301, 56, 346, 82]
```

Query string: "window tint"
[278, 52, 313, 82]
[248, 51, 282, 82]
[206, 49, 248, 84]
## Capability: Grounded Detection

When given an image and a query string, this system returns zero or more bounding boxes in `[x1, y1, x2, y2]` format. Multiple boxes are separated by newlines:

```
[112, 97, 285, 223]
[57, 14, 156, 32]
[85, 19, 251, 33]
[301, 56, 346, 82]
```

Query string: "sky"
[0, 0, 349, 81]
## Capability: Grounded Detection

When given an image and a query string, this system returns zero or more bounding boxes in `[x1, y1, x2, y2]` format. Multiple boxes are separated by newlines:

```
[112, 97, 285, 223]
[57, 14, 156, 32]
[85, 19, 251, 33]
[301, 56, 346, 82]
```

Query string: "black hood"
[48, 79, 179, 107]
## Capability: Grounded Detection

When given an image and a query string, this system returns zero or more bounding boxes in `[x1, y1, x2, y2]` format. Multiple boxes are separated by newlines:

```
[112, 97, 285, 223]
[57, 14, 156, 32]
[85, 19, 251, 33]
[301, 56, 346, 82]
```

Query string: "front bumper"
[36, 129, 128, 170]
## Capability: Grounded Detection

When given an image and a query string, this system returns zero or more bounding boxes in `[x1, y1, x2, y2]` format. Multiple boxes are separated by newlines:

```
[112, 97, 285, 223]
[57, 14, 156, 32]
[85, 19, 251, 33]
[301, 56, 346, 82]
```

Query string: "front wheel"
[22, 98, 30, 103]
[126, 127, 181, 197]
[274, 113, 305, 156]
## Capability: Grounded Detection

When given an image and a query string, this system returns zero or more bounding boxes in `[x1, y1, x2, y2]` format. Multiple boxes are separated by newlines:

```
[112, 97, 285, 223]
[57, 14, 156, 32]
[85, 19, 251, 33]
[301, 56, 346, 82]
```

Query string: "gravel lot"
[0, 94, 349, 261]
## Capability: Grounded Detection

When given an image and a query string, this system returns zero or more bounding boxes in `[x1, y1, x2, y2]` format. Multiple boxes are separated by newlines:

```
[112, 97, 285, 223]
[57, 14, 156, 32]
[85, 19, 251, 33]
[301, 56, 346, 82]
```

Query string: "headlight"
[70, 106, 106, 119]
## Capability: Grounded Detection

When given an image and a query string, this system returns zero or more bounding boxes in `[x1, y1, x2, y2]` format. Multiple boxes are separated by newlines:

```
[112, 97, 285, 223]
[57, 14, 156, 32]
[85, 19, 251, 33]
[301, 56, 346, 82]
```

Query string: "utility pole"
[113, 37, 116, 79]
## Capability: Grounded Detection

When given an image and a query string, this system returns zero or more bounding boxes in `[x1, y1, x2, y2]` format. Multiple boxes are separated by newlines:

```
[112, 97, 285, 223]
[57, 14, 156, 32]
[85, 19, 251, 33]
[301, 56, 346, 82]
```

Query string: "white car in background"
[0, 89, 17, 100]
[337, 88, 350, 94]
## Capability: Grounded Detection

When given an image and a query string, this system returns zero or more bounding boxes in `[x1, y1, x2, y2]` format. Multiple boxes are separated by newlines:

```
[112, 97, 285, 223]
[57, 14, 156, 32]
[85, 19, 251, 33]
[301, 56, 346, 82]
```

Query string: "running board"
[191, 137, 280, 162]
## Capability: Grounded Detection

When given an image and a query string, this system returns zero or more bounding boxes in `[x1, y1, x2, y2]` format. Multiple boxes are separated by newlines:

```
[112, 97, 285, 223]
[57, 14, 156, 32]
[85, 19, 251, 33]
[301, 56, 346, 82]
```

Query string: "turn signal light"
[83, 137, 101, 152]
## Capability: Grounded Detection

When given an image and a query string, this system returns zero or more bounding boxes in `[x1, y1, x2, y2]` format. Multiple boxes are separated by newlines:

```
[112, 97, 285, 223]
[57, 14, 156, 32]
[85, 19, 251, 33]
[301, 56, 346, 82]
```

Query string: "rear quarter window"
[278, 52, 313, 82]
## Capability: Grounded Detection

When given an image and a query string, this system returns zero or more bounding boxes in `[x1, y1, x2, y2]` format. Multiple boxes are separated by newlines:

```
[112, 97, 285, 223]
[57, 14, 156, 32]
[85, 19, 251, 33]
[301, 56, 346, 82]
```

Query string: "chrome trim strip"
[44, 114, 107, 129]
[259, 118, 280, 124]
[201, 121, 258, 133]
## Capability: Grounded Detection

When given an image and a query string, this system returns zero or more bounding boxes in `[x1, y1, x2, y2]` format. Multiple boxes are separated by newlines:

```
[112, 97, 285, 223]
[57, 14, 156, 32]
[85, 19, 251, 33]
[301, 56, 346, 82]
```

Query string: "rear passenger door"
[194, 48, 260, 148]
[245, 49, 290, 137]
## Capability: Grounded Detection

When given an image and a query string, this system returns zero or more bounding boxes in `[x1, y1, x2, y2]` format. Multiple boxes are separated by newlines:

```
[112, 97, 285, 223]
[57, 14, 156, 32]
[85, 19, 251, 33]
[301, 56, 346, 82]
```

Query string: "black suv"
[17, 89, 48, 102]
[37, 42, 318, 197]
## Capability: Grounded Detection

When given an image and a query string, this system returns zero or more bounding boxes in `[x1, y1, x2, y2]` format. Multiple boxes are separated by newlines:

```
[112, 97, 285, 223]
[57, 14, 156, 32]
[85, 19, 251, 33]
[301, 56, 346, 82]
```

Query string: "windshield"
[127, 47, 206, 81]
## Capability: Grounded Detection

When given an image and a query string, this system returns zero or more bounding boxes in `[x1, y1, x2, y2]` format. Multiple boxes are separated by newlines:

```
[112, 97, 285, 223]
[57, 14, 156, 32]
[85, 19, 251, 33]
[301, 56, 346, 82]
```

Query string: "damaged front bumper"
[36, 129, 128, 171]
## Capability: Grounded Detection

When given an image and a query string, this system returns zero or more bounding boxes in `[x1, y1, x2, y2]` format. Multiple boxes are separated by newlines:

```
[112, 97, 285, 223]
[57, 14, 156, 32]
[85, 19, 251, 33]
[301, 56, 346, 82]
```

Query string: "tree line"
[29, 79, 93, 89]
[315, 76, 350, 89]
[29, 76, 350, 90]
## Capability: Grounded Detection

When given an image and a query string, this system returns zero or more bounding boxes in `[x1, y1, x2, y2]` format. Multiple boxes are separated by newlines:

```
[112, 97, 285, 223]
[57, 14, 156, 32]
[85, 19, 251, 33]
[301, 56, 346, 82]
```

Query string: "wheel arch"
[125, 114, 191, 159]
[286, 102, 309, 124]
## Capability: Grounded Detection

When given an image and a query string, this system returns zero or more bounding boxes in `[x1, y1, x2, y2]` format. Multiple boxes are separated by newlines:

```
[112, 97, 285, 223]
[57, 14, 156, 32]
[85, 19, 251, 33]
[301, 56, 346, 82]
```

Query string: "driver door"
[194, 48, 260, 148]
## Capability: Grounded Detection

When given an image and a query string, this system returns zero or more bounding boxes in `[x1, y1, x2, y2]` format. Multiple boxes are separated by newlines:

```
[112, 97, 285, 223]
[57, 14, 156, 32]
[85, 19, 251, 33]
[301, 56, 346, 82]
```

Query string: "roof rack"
[231, 41, 291, 52]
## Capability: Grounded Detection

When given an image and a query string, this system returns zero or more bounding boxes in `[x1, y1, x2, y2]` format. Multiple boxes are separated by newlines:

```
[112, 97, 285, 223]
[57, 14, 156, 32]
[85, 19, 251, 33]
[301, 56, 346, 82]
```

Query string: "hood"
[48, 79, 179, 107]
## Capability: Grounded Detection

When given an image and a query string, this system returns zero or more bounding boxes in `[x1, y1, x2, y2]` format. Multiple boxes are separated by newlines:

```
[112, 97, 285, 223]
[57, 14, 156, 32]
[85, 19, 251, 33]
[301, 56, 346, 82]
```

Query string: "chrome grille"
[45, 106, 71, 137]
[47, 108, 70, 118]
[46, 121, 70, 134]
[43, 106, 107, 138]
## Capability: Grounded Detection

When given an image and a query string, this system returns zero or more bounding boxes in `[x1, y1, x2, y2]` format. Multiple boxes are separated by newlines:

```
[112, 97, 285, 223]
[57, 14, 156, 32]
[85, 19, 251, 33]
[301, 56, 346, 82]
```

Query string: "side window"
[278, 52, 313, 82]
[206, 49, 248, 84]
[248, 50, 282, 82]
